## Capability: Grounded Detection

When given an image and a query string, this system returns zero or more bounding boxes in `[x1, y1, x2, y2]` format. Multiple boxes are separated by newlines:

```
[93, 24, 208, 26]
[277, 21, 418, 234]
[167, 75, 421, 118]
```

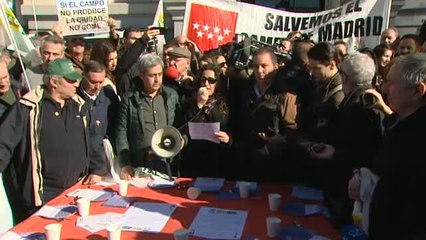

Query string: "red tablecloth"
[11, 179, 340, 239]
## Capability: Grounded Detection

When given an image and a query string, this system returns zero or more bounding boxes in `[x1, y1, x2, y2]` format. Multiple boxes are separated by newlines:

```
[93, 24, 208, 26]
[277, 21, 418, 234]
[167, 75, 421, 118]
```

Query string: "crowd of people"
[1, 17, 426, 239]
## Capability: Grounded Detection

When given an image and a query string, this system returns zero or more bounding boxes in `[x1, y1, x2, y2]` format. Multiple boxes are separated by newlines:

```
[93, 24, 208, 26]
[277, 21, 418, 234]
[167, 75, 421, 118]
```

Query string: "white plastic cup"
[187, 187, 201, 200]
[45, 223, 62, 240]
[106, 224, 121, 240]
[266, 217, 281, 237]
[77, 198, 90, 217]
[268, 193, 282, 212]
[118, 180, 128, 196]
[173, 228, 190, 240]
[238, 182, 250, 198]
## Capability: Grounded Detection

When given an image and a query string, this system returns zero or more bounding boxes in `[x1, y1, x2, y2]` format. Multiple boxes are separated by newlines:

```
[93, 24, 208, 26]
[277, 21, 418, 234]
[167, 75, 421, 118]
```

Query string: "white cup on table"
[117, 180, 128, 196]
[238, 181, 250, 198]
[106, 224, 121, 240]
[173, 228, 190, 240]
[268, 193, 282, 212]
[266, 217, 281, 237]
[187, 187, 201, 200]
[77, 198, 90, 217]
[45, 223, 62, 240]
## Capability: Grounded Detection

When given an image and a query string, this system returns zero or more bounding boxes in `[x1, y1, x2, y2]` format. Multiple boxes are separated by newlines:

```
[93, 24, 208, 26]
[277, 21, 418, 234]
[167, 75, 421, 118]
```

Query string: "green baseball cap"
[46, 58, 82, 81]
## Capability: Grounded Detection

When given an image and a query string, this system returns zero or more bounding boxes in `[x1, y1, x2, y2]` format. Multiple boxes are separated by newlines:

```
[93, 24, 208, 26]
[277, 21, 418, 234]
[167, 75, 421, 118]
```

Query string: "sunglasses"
[218, 62, 227, 68]
[71, 38, 85, 45]
[200, 77, 217, 84]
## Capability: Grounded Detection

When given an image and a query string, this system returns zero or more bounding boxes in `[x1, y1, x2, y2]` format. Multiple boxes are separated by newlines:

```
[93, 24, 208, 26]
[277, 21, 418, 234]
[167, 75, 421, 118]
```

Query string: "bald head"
[380, 28, 399, 45]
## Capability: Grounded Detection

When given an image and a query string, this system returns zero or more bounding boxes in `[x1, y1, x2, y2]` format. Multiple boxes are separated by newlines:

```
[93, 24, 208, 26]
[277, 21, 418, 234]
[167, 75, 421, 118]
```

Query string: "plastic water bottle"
[352, 200, 362, 227]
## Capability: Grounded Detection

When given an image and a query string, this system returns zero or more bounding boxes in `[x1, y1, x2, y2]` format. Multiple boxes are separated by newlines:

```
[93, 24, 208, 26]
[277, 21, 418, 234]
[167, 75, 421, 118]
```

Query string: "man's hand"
[83, 174, 102, 185]
[348, 170, 361, 200]
[107, 17, 117, 29]
[120, 165, 134, 180]
[309, 143, 335, 160]
[141, 25, 161, 43]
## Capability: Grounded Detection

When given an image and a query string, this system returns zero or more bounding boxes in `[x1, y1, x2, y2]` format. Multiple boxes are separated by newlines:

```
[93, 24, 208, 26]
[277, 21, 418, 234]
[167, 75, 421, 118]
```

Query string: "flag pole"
[0, 0, 31, 90]
[31, 0, 38, 33]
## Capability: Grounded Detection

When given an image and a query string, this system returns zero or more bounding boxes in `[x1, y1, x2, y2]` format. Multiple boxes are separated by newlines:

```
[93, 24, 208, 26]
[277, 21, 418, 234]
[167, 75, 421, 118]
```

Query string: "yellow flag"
[0, 0, 34, 59]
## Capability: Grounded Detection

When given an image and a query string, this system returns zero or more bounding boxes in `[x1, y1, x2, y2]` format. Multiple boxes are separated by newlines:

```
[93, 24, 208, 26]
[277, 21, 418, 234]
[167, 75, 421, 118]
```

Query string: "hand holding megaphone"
[197, 87, 209, 108]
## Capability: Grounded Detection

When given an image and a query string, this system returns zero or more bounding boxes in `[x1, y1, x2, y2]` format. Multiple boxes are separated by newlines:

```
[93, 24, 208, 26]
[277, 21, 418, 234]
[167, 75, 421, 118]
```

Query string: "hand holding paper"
[188, 122, 220, 143]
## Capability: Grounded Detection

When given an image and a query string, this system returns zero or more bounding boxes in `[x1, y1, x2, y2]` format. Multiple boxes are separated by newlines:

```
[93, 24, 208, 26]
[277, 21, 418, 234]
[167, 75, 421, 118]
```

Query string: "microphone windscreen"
[165, 66, 180, 80]
[198, 87, 207, 95]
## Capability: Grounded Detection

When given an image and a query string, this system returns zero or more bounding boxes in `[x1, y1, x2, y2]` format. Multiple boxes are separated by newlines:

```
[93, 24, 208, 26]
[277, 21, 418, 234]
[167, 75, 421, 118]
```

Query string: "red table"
[11, 179, 340, 239]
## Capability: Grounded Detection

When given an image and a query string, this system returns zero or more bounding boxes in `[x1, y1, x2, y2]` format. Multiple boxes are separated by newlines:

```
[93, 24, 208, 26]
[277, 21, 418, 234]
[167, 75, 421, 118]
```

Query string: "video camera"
[230, 33, 292, 69]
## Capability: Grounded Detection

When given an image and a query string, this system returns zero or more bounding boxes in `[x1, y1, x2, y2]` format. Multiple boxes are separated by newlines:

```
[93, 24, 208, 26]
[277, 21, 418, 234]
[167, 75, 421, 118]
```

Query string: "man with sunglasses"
[0, 59, 92, 223]
[65, 36, 86, 74]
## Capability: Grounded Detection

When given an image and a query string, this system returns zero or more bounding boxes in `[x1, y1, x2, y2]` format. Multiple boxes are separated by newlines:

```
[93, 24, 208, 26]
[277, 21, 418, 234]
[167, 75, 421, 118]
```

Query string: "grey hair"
[396, 53, 426, 87]
[137, 53, 164, 73]
[339, 53, 375, 88]
[40, 35, 65, 54]
[43, 74, 63, 84]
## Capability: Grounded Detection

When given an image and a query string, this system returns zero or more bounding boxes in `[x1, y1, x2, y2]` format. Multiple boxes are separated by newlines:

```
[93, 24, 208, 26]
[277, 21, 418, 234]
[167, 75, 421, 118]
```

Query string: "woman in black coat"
[180, 63, 233, 178]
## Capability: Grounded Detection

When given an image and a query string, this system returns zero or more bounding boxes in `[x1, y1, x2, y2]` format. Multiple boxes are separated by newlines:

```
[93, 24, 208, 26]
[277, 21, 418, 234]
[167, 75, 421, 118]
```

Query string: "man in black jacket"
[77, 61, 119, 184]
[0, 59, 92, 223]
[363, 53, 426, 239]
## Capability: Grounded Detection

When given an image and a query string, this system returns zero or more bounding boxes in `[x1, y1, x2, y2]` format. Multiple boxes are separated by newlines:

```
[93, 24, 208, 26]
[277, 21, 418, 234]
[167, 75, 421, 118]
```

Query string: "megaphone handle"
[159, 158, 173, 180]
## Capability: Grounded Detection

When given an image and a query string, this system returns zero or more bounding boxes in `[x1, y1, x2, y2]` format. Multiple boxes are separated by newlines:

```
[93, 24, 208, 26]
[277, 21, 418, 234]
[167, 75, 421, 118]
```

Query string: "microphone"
[165, 66, 180, 80]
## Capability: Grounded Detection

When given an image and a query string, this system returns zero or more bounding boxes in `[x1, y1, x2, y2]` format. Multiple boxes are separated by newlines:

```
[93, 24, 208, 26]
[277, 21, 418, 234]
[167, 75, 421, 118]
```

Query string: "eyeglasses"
[200, 77, 217, 84]
[71, 38, 85, 46]
[218, 62, 227, 68]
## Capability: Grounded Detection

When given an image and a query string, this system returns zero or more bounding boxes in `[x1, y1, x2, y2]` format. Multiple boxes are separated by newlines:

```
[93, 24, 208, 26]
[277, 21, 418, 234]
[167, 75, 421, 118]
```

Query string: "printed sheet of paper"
[189, 207, 248, 239]
[66, 189, 113, 201]
[121, 202, 177, 232]
[188, 122, 220, 143]
[291, 185, 324, 201]
[34, 204, 77, 219]
[194, 177, 225, 192]
[76, 212, 124, 233]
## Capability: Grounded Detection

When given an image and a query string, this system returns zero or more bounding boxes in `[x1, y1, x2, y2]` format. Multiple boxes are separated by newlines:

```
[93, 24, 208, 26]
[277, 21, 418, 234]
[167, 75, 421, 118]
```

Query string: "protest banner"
[182, 0, 391, 52]
[56, 0, 109, 36]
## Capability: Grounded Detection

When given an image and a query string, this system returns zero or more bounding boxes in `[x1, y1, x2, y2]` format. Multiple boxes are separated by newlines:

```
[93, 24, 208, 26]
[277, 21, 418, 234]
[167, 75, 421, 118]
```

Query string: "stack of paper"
[66, 188, 115, 202]
[189, 207, 248, 239]
[291, 186, 324, 201]
[76, 212, 124, 233]
[194, 177, 225, 192]
[121, 202, 177, 233]
[34, 204, 77, 220]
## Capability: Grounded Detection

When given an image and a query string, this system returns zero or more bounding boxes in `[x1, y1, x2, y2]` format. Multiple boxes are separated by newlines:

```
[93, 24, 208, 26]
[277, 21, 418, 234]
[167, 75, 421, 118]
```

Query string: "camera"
[147, 37, 159, 53]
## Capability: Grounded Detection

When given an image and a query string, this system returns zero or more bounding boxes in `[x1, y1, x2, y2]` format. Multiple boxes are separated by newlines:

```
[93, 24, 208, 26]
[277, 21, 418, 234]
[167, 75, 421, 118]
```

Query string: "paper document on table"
[66, 188, 114, 202]
[121, 202, 177, 232]
[194, 177, 225, 192]
[35, 204, 78, 220]
[188, 122, 220, 143]
[76, 212, 124, 233]
[189, 207, 248, 239]
[291, 185, 324, 201]
[0, 231, 21, 240]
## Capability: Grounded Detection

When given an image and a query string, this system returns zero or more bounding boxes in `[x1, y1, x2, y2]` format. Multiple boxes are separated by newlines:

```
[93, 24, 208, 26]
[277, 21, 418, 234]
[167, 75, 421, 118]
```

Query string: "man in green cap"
[0, 58, 94, 223]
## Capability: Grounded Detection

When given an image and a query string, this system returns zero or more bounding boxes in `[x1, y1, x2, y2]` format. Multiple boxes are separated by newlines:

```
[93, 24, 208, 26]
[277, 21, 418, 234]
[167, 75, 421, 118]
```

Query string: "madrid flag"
[186, 3, 238, 52]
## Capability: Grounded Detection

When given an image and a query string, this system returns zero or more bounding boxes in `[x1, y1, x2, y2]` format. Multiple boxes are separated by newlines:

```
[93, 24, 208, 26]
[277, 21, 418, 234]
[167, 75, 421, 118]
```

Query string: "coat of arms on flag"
[186, 3, 238, 52]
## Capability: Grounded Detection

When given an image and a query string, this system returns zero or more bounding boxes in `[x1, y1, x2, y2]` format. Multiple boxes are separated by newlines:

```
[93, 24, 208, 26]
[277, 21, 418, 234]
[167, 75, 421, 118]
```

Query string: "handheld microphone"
[165, 66, 180, 80]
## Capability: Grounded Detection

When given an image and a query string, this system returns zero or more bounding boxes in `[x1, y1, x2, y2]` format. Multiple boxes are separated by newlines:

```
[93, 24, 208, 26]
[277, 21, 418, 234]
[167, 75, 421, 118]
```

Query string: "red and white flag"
[186, 3, 238, 52]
